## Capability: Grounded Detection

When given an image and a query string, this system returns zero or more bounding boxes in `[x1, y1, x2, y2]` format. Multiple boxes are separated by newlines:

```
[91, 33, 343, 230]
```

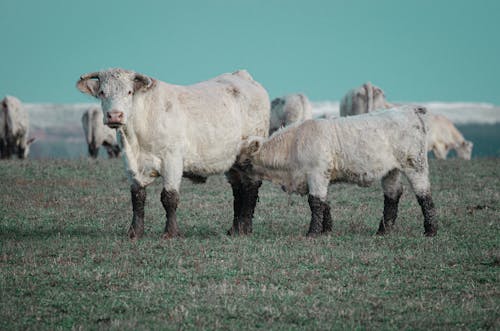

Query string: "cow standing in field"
[77, 68, 270, 239]
[269, 93, 313, 134]
[237, 106, 437, 237]
[339, 82, 391, 117]
[427, 114, 473, 160]
[0, 95, 34, 159]
[81, 107, 121, 158]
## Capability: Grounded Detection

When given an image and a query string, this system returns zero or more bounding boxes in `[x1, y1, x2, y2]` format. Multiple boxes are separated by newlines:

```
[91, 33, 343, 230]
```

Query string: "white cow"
[339, 82, 391, 117]
[237, 106, 437, 237]
[427, 114, 473, 160]
[77, 68, 270, 239]
[0, 95, 34, 159]
[81, 107, 121, 158]
[269, 93, 313, 134]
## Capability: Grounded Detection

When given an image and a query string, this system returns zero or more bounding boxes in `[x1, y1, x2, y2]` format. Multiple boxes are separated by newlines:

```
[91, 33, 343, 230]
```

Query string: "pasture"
[0, 158, 498, 330]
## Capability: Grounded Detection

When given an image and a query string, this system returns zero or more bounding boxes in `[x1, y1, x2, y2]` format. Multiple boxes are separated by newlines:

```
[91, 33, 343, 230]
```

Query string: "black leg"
[226, 170, 243, 235]
[307, 195, 325, 237]
[322, 201, 332, 233]
[240, 180, 262, 234]
[88, 144, 99, 158]
[377, 191, 402, 235]
[417, 194, 437, 237]
[128, 185, 146, 239]
[161, 189, 181, 239]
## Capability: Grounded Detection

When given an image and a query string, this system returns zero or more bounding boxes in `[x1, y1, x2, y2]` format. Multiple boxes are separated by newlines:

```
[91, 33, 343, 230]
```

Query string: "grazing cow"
[237, 106, 437, 237]
[0, 95, 34, 159]
[339, 82, 391, 117]
[77, 68, 270, 239]
[269, 93, 313, 134]
[427, 114, 473, 160]
[81, 107, 121, 158]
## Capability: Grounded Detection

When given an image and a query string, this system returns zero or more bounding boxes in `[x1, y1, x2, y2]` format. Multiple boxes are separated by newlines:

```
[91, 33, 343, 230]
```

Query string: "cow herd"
[1, 69, 475, 239]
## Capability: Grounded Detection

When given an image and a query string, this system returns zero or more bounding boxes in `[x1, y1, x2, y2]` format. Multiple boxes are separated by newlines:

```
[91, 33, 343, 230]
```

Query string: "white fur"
[77, 69, 270, 190]
[240, 106, 432, 201]
[269, 93, 313, 134]
[427, 114, 473, 160]
[339, 82, 391, 117]
[0, 95, 32, 158]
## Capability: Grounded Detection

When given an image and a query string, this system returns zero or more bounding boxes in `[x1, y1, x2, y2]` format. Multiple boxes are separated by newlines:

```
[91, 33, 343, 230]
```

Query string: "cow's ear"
[77, 73, 100, 96]
[134, 74, 155, 92]
[248, 138, 262, 155]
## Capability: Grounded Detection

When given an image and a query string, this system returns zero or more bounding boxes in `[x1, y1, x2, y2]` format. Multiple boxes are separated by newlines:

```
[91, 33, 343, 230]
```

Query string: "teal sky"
[1, 0, 499, 104]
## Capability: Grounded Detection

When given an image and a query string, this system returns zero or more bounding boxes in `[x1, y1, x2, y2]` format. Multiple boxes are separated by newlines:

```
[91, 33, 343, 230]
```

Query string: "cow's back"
[294, 108, 428, 181]
[151, 70, 270, 175]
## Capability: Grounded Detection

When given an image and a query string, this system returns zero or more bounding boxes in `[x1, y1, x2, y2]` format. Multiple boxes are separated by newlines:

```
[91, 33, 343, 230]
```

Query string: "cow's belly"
[182, 137, 241, 175]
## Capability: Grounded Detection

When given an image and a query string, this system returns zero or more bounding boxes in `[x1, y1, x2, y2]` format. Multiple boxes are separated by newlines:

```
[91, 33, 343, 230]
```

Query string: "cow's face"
[77, 69, 155, 128]
[457, 140, 473, 160]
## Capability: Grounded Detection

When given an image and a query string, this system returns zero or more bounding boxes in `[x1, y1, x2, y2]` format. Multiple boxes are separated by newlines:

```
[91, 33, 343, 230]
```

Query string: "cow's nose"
[107, 111, 124, 123]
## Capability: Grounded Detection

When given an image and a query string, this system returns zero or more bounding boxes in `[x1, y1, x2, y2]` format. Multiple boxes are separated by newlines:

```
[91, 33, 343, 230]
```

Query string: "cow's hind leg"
[226, 169, 261, 236]
[405, 169, 437, 236]
[322, 201, 332, 233]
[377, 169, 403, 235]
[226, 169, 244, 235]
[128, 184, 146, 239]
[161, 189, 181, 239]
[240, 179, 262, 234]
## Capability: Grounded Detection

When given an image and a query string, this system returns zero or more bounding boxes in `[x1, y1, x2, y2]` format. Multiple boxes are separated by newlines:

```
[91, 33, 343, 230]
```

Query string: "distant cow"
[427, 114, 473, 160]
[81, 107, 121, 158]
[0, 95, 34, 159]
[77, 68, 269, 239]
[237, 106, 437, 237]
[339, 82, 391, 117]
[269, 93, 313, 134]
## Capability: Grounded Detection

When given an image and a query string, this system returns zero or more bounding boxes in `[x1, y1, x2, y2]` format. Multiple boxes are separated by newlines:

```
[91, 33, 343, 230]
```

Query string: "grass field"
[0, 158, 498, 330]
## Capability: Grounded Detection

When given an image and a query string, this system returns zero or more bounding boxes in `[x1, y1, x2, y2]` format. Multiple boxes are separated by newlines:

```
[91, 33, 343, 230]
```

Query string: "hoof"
[424, 229, 437, 237]
[306, 231, 321, 238]
[227, 225, 252, 236]
[128, 226, 143, 240]
[227, 225, 239, 236]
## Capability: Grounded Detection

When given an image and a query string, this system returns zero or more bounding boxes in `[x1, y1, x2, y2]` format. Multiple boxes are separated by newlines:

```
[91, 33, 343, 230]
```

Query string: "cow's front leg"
[128, 184, 146, 239]
[161, 189, 181, 238]
[307, 195, 325, 237]
[160, 157, 183, 239]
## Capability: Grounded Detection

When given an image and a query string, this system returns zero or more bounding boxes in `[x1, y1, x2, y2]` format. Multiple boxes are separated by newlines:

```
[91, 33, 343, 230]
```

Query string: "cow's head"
[76, 69, 155, 128]
[457, 140, 473, 160]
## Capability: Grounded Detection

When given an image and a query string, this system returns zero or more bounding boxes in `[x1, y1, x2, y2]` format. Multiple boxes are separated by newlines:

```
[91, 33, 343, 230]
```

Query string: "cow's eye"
[128, 90, 132, 95]
[98, 91, 105, 98]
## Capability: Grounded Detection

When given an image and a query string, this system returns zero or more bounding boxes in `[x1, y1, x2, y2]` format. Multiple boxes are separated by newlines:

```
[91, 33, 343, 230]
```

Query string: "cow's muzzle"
[106, 111, 124, 128]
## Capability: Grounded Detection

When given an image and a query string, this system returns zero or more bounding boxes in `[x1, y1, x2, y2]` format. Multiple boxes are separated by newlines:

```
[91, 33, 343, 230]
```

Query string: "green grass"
[0, 158, 498, 330]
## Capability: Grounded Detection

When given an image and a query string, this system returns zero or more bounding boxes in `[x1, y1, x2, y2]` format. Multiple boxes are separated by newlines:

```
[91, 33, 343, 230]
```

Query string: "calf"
[238, 106, 437, 237]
